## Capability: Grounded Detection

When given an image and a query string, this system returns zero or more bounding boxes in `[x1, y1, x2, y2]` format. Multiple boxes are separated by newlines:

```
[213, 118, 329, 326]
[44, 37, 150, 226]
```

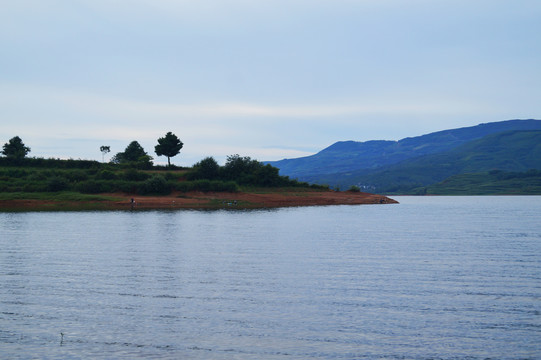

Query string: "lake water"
[1, 196, 540, 359]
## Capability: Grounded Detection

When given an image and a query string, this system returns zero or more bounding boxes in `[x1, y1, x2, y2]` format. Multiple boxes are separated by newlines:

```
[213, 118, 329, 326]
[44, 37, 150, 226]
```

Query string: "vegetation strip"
[1, 137, 395, 211]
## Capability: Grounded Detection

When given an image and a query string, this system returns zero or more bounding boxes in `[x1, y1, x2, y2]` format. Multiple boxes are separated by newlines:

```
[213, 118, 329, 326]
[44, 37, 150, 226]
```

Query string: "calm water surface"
[1, 196, 540, 359]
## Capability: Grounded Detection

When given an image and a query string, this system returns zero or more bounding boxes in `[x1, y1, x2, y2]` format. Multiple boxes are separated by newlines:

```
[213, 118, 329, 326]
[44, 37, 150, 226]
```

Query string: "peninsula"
[0, 146, 396, 211]
[0, 189, 397, 211]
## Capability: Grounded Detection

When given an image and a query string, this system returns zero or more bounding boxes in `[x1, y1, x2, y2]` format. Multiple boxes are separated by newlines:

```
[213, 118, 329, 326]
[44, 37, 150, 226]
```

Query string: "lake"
[1, 196, 540, 359]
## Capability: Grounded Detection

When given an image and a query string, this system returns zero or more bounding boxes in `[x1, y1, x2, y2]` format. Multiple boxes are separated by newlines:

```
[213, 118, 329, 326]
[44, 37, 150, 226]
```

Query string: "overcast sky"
[1, 0, 540, 165]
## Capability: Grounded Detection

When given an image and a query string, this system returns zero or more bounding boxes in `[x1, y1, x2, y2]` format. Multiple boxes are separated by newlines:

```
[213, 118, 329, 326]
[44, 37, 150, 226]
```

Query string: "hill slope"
[309, 130, 541, 193]
[268, 119, 541, 181]
[425, 170, 541, 195]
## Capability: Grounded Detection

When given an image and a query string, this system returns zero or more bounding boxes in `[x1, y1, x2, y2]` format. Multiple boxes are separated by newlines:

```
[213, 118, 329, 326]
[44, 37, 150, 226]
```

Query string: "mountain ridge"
[268, 119, 541, 180]
[307, 130, 541, 193]
[266, 119, 541, 193]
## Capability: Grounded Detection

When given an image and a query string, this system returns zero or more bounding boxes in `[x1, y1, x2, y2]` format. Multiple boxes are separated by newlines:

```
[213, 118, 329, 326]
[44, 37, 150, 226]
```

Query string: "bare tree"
[100, 145, 110, 163]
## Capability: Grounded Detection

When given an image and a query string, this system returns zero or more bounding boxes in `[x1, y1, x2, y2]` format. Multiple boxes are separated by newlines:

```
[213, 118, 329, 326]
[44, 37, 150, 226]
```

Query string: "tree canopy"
[186, 154, 298, 187]
[189, 156, 220, 180]
[2, 136, 31, 160]
[111, 141, 153, 168]
[155, 132, 183, 167]
[100, 145, 110, 163]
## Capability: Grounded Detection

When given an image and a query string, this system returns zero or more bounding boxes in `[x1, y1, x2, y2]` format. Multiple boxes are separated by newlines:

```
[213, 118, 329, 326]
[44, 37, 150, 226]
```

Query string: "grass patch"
[239, 186, 328, 194]
[424, 170, 541, 195]
[0, 191, 122, 202]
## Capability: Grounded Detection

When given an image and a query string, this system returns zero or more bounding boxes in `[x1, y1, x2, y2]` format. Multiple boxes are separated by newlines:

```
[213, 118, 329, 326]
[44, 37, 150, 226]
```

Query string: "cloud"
[1, 0, 540, 165]
[2, 82, 506, 165]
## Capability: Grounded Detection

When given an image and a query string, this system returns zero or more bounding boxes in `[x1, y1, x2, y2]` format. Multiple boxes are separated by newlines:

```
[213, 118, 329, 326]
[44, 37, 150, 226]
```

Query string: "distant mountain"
[311, 130, 541, 193]
[425, 169, 541, 195]
[266, 119, 541, 193]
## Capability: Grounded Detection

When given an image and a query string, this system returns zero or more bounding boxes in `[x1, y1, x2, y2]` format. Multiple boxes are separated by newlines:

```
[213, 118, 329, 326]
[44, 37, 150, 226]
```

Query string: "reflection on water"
[1, 197, 541, 359]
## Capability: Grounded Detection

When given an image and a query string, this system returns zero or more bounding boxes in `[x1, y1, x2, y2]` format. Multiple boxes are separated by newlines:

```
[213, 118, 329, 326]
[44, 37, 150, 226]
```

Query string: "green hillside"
[424, 170, 541, 195]
[308, 130, 541, 193]
[0, 155, 324, 200]
[268, 119, 541, 180]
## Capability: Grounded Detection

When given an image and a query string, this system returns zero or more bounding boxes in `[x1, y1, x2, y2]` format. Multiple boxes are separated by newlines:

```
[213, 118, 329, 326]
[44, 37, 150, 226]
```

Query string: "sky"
[1, 0, 540, 166]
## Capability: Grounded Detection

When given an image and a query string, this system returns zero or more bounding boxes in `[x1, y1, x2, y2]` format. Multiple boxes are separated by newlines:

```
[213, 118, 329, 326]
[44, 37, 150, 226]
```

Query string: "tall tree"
[155, 132, 183, 167]
[111, 141, 153, 168]
[122, 141, 147, 162]
[191, 156, 220, 180]
[2, 136, 31, 159]
[100, 145, 110, 163]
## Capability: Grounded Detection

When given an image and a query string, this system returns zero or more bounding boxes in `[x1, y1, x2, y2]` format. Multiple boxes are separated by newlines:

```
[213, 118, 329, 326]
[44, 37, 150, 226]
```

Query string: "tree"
[123, 141, 148, 162]
[223, 154, 261, 181]
[100, 146, 110, 163]
[155, 132, 183, 167]
[2, 136, 31, 159]
[190, 156, 220, 180]
[111, 141, 153, 168]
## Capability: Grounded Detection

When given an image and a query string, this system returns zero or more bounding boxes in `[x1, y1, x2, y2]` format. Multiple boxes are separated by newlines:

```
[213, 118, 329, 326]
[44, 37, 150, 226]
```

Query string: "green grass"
[422, 170, 541, 195]
[0, 191, 122, 202]
[304, 130, 541, 193]
[0, 191, 126, 212]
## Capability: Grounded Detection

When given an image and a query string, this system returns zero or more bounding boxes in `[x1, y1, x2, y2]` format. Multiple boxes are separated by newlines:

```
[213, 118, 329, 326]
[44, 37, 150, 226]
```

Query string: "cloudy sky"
[1, 0, 540, 165]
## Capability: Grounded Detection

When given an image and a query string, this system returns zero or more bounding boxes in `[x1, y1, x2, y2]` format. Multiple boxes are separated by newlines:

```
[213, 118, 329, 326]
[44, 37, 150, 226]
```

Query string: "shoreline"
[0, 190, 398, 211]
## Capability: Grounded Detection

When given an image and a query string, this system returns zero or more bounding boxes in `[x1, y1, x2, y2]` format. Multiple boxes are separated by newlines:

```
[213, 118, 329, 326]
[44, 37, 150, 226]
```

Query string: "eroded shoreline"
[0, 190, 398, 211]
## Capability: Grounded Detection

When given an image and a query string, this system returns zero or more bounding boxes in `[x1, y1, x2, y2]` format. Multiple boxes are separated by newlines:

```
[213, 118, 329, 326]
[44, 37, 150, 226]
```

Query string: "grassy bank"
[0, 156, 326, 196]
[0, 156, 338, 211]
[415, 169, 541, 195]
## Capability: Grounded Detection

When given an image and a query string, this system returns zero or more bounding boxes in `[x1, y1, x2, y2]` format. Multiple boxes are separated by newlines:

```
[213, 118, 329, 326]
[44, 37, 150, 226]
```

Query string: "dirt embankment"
[122, 190, 398, 209]
[0, 190, 398, 211]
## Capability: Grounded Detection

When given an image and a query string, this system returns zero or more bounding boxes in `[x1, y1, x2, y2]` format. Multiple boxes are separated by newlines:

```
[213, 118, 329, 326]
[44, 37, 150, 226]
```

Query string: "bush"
[97, 170, 116, 180]
[211, 180, 239, 192]
[172, 180, 239, 193]
[28, 171, 48, 181]
[192, 179, 212, 192]
[122, 169, 149, 181]
[6, 169, 29, 178]
[47, 177, 69, 192]
[114, 181, 140, 193]
[139, 175, 171, 195]
[65, 170, 89, 182]
[189, 157, 220, 180]
[0, 157, 100, 169]
[163, 172, 179, 181]
[173, 181, 194, 192]
[77, 180, 105, 194]
[22, 182, 47, 192]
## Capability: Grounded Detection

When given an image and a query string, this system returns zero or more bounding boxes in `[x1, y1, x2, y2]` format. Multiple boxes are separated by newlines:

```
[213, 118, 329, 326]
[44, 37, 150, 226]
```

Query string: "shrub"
[139, 175, 171, 195]
[212, 181, 239, 192]
[65, 170, 89, 182]
[6, 169, 29, 178]
[97, 170, 116, 180]
[189, 157, 220, 180]
[47, 177, 69, 192]
[122, 169, 149, 181]
[114, 180, 140, 193]
[192, 179, 211, 192]
[41, 170, 56, 178]
[28, 171, 48, 181]
[172, 180, 239, 193]
[0, 157, 100, 169]
[77, 180, 104, 194]
[163, 172, 179, 181]
[310, 183, 330, 190]
[23, 182, 47, 192]
[253, 164, 281, 186]
[174, 181, 194, 192]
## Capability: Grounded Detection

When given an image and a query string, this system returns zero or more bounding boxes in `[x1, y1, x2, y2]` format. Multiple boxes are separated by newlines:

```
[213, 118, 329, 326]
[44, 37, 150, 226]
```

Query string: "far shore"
[0, 189, 398, 211]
